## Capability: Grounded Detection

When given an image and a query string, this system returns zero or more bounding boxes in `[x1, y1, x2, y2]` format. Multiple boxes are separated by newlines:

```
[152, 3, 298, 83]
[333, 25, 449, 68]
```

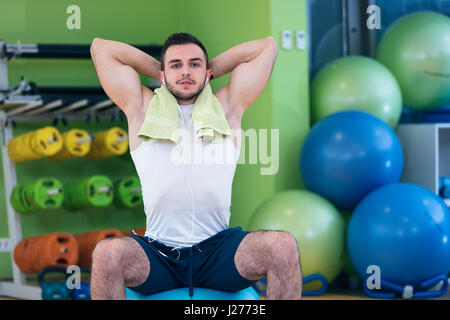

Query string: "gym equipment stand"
[0, 40, 161, 299]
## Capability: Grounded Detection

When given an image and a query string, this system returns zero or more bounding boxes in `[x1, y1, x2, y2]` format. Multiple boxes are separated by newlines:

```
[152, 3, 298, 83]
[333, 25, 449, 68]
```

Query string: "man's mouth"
[179, 80, 194, 86]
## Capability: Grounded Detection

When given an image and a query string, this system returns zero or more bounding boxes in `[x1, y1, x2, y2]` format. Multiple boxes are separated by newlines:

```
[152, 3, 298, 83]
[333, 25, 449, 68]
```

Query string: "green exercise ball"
[311, 56, 402, 128]
[246, 189, 345, 291]
[376, 11, 450, 110]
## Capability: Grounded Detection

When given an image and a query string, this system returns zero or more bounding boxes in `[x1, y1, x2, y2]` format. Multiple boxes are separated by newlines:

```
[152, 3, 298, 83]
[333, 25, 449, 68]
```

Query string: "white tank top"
[130, 103, 240, 248]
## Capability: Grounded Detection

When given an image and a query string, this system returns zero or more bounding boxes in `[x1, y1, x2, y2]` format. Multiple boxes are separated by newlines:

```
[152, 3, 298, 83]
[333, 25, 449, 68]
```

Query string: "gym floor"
[1, 286, 448, 300]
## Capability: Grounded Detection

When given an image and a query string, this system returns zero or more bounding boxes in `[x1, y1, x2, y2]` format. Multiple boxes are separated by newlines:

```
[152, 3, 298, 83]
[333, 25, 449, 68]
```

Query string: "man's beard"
[165, 77, 206, 101]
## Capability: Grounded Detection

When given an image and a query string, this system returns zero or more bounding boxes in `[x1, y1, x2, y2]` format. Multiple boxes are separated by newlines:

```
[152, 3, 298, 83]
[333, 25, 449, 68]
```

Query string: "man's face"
[160, 43, 211, 102]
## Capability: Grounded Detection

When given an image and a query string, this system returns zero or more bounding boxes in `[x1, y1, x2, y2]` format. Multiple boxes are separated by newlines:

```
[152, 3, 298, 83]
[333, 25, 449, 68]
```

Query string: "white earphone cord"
[146, 82, 205, 258]
[163, 103, 197, 258]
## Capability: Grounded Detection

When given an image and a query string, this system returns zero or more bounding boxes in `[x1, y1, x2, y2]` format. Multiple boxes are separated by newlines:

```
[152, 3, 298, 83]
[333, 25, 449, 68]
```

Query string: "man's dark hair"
[160, 32, 210, 71]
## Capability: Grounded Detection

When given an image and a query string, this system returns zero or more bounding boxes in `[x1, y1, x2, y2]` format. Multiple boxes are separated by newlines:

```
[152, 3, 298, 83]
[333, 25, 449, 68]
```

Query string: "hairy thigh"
[234, 230, 291, 281]
[92, 236, 150, 287]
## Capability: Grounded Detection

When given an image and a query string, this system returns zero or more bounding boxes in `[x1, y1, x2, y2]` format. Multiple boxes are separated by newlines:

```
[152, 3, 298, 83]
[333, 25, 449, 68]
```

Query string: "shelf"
[396, 123, 450, 198]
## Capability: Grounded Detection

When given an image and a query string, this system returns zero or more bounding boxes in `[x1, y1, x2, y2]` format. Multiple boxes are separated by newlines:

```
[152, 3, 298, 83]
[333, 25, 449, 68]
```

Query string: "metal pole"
[0, 110, 26, 286]
[343, 0, 373, 56]
[0, 40, 9, 91]
[342, 0, 349, 56]
[1, 41, 161, 59]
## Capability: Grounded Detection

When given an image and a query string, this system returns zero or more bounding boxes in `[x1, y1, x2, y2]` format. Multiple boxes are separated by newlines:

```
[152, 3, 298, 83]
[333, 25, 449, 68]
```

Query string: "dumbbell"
[63, 175, 113, 210]
[50, 129, 93, 161]
[114, 176, 143, 208]
[10, 177, 63, 214]
[85, 127, 129, 160]
[8, 126, 63, 162]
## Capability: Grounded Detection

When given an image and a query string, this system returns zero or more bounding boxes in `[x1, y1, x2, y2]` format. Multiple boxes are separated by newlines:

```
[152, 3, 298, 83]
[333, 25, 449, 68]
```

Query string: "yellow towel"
[137, 83, 231, 145]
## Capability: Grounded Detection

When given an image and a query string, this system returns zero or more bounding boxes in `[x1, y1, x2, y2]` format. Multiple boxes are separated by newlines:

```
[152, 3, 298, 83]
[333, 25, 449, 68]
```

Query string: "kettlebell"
[38, 266, 70, 300]
[69, 267, 91, 300]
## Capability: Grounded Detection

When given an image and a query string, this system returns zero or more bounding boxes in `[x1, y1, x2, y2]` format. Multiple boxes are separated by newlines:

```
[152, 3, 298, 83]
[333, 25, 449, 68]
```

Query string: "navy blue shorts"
[126, 227, 256, 297]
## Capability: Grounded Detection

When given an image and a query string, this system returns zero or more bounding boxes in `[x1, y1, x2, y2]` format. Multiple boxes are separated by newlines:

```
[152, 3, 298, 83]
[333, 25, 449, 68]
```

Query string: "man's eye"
[192, 63, 199, 67]
[172, 64, 180, 68]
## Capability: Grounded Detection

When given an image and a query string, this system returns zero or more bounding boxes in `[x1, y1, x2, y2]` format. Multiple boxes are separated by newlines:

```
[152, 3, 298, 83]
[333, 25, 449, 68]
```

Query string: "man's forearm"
[209, 36, 276, 79]
[91, 38, 161, 80]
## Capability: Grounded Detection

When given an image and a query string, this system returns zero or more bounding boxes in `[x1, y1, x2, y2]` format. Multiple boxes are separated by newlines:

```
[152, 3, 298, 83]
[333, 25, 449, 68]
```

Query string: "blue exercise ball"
[347, 183, 450, 288]
[125, 287, 261, 300]
[299, 110, 404, 211]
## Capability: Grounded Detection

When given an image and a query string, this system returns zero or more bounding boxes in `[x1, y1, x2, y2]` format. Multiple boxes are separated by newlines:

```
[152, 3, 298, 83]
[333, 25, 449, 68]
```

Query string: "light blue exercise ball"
[125, 287, 261, 300]
[299, 110, 404, 211]
[347, 183, 450, 287]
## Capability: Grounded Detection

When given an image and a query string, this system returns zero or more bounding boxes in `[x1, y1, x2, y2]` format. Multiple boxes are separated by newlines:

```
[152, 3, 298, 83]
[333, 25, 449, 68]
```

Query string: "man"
[89, 33, 302, 300]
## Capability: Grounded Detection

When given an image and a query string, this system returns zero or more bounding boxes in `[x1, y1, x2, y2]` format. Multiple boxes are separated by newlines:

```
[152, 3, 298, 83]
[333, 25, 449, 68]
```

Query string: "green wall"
[270, 0, 309, 192]
[180, 0, 309, 228]
[0, 0, 309, 279]
[0, 0, 181, 88]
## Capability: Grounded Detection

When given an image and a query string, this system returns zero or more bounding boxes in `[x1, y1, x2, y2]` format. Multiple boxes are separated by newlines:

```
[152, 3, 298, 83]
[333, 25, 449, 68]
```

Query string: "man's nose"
[180, 66, 192, 77]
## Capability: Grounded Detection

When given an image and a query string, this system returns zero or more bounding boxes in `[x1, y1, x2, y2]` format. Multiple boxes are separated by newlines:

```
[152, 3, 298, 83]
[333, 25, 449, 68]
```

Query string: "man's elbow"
[91, 38, 107, 54]
[265, 36, 278, 61]
[90, 38, 100, 56]
[265, 36, 278, 53]
[90, 38, 111, 63]
[91, 37, 104, 47]
[266, 36, 278, 56]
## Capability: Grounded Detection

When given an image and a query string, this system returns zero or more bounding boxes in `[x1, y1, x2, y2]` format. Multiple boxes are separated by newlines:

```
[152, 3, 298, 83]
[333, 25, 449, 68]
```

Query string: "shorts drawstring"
[144, 233, 202, 298]
[188, 244, 202, 298]
[188, 247, 193, 298]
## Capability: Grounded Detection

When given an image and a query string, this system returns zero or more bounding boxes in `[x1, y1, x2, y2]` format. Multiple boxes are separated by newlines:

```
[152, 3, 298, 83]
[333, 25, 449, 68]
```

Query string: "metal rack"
[397, 123, 450, 206]
[0, 40, 161, 299]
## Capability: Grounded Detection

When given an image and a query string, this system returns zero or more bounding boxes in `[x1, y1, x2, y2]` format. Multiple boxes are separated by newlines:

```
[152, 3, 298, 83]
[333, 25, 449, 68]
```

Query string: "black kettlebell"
[38, 266, 70, 300]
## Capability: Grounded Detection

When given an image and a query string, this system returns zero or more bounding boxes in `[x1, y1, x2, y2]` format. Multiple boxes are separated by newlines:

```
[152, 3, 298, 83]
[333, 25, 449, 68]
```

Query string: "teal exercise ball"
[376, 11, 450, 110]
[311, 56, 402, 128]
[246, 189, 345, 291]
[125, 287, 261, 300]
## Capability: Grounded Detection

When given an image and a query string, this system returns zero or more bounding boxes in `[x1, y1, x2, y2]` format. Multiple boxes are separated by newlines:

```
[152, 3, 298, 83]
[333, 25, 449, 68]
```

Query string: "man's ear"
[159, 71, 165, 86]
[206, 68, 213, 84]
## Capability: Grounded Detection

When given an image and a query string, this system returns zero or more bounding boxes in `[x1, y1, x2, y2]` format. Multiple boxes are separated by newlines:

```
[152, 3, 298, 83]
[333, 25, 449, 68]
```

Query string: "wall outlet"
[296, 30, 306, 50]
[281, 30, 292, 50]
[0, 238, 11, 253]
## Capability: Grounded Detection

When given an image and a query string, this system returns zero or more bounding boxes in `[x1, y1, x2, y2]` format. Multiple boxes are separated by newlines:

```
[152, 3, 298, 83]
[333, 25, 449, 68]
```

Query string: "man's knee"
[91, 237, 150, 288]
[92, 237, 125, 270]
[268, 231, 300, 264]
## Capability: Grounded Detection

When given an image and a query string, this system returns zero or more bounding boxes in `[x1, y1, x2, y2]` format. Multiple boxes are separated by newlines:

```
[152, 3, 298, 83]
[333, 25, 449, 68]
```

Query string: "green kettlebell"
[38, 266, 70, 300]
